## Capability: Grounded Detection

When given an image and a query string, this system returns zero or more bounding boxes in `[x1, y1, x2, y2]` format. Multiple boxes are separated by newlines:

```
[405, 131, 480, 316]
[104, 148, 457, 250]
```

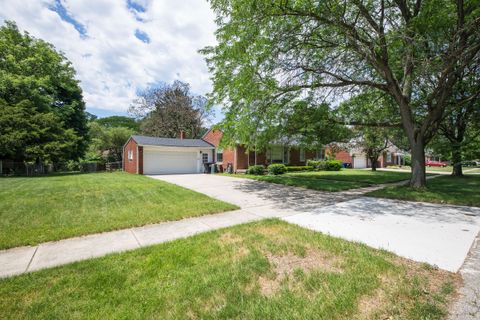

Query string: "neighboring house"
[348, 144, 407, 169]
[203, 130, 406, 171]
[123, 129, 406, 174]
[203, 129, 372, 171]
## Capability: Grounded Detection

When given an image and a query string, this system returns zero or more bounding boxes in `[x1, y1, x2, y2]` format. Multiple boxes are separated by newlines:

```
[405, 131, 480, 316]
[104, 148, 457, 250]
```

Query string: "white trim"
[137, 144, 214, 150]
[136, 144, 139, 174]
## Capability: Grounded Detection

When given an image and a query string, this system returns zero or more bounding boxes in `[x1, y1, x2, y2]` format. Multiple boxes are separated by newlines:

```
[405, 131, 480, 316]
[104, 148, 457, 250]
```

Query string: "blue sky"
[1, 0, 220, 120]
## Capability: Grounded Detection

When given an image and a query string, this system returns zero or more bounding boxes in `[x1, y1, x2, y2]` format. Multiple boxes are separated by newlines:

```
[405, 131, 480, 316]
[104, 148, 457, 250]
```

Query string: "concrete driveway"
[151, 174, 480, 272]
[152, 173, 356, 213]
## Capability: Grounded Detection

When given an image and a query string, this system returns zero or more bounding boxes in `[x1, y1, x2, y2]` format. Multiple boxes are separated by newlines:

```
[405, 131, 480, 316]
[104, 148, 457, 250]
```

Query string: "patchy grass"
[367, 175, 480, 207]
[0, 172, 237, 249]
[228, 169, 412, 192]
[0, 220, 458, 319]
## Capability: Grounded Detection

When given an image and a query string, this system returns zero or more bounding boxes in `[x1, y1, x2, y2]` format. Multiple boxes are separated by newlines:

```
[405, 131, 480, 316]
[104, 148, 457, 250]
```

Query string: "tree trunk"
[451, 144, 463, 176]
[370, 157, 377, 171]
[410, 139, 427, 188]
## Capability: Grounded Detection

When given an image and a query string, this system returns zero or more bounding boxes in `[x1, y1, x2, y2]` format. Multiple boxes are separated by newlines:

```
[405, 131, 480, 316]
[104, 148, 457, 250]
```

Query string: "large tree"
[129, 81, 213, 139]
[0, 21, 88, 162]
[438, 64, 480, 176]
[203, 0, 480, 187]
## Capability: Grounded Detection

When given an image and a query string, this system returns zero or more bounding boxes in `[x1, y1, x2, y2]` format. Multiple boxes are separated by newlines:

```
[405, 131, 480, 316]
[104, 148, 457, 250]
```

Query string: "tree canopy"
[0, 21, 88, 162]
[129, 81, 213, 139]
[203, 0, 480, 187]
[95, 116, 140, 131]
[87, 121, 134, 162]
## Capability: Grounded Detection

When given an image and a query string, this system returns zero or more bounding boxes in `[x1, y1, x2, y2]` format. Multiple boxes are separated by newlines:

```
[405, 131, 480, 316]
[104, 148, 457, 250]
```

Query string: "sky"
[0, 0, 220, 119]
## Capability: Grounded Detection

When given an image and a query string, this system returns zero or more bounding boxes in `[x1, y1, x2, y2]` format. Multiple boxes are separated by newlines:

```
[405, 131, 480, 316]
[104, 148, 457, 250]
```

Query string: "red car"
[426, 160, 448, 167]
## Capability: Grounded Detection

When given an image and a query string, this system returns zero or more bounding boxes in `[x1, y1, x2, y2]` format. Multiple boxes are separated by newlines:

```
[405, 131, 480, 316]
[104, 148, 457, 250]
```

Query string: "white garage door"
[144, 150, 198, 174]
[353, 156, 367, 169]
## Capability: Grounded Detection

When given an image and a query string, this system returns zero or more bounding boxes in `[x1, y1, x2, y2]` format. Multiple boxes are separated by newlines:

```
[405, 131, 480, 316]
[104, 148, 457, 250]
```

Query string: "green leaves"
[87, 122, 134, 162]
[0, 21, 88, 162]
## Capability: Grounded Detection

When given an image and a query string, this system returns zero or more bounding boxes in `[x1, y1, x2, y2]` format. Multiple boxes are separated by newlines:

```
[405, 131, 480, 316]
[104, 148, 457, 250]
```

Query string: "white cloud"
[0, 0, 218, 116]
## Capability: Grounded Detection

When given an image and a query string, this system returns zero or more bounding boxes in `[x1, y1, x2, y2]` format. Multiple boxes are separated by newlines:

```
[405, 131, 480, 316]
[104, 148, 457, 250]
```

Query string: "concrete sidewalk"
[0, 205, 295, 278]
[378, 167, 480, 175]
[449, 233, 480, 319]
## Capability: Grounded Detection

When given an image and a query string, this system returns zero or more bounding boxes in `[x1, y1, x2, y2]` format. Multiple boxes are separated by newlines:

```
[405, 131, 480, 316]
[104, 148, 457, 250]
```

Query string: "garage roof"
[132, 135, 215, 148]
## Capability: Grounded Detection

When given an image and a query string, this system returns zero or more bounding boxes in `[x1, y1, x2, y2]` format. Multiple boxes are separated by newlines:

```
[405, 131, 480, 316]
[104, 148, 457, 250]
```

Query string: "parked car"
[426, 160, 449, 167]
[463, 160, 480, 167]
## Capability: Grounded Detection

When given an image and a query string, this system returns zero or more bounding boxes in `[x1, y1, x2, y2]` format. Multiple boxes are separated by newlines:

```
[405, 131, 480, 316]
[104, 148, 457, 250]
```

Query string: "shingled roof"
[131, 135, 214, 148]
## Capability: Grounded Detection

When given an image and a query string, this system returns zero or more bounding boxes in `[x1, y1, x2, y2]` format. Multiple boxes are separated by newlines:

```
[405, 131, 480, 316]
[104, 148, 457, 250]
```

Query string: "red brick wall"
[202, 129, 223, 147]
[123, 138, 138, 174]
[335, 150, 352, 164]
[289, 148, 300, 165]
[222, 147, 235, 171]
[306, 150, 316, 161]
[248, 150, 267, 166]
[236, 145, 249, 170]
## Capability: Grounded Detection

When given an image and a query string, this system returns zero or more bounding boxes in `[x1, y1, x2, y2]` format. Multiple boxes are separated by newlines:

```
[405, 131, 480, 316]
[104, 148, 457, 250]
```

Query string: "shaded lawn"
[238, 169, 412, 192]
[0, 220, 458, 320]
[367, 175, 480, 207]
[0, 172, 237, 249]
[425, 166, 454, 172]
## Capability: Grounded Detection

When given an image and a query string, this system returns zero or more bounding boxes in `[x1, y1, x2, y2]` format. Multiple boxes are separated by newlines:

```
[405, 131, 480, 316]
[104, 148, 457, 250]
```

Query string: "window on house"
[267, 146, 284, 163]
[128, 150, 133, 161]
[300, 148, 305, 162]
[386, 153, 392, 162]
[216, 148, 223, 162]
[202, 152, 209, 163]
[283, 147, 290, 164]
[316, 148, 325, 160]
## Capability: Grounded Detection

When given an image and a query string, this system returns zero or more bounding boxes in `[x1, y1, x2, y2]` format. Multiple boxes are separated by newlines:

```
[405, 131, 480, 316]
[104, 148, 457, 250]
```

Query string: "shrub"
[306, 159, 320, 167]
[66, 160, 79, 172]
[306, 159, 342, 171]
[285, 166, 314, 172]
[246, 165, 265, 175]
[79, 160, 105, 173]
[307, 160, 327, 170]
[268, 164, 286, 175]
[324, 160, 342, 171]
[404, 154, 412, 166]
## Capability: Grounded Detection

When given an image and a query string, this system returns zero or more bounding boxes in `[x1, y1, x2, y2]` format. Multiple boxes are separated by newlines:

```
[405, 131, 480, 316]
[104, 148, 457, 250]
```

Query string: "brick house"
[203, 129, 359, 172]
[123, 129, 406, 174]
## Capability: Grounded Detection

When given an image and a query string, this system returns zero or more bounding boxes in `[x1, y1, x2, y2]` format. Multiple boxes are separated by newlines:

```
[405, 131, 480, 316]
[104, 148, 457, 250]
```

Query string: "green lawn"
[234, 169, 412, 192]
[0, 220, 458, 319]
[0, 172, 237, 249]
[367, 175, 480, 207]
[425, 166, 454, 172]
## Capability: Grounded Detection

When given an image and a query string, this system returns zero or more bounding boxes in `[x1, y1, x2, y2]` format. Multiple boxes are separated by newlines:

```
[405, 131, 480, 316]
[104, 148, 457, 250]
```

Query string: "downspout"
[234, 146, 237, 172]
[136, 145, 139, 174]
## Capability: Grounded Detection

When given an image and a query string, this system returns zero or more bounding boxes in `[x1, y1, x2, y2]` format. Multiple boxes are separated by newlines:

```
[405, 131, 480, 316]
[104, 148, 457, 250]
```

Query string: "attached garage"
[353, 155, 367, 169]
[123, 135, 215, 175]
[143, 149, 198, 175]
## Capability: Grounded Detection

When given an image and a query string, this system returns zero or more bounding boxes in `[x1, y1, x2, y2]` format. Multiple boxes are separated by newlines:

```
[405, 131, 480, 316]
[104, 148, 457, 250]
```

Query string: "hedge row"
[285, 166, 314, 172]
[246, 161, 342, 175]
[306, 160, 342, 171]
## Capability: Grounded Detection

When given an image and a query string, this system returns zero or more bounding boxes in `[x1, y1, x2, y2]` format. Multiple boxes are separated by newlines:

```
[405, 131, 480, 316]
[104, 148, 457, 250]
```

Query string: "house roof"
[131, 135, 215, 148]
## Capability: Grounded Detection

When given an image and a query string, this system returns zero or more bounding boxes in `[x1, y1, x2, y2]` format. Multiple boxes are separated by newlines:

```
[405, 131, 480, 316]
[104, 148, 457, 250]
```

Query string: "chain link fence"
[0, 160, 123, 176]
